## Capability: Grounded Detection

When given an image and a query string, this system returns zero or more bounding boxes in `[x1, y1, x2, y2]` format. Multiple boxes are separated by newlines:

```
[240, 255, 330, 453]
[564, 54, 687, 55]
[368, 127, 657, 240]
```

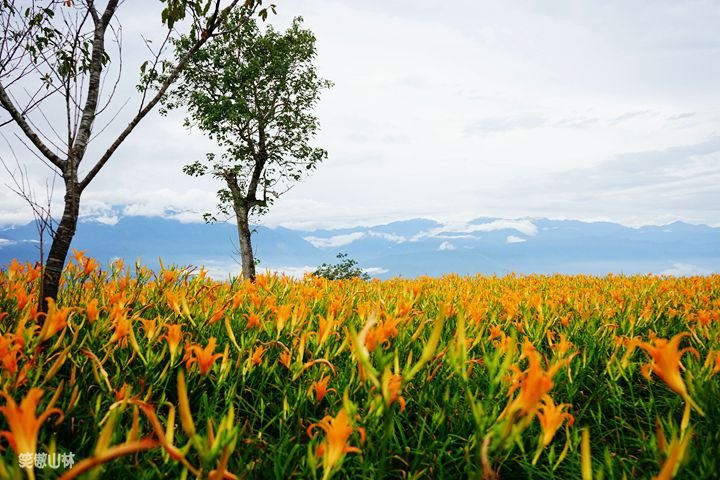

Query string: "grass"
[0, 254, 718, 479]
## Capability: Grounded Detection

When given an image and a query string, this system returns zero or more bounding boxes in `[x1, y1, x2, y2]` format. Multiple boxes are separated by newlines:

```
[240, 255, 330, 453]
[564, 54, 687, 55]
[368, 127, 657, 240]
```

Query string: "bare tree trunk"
[235, 203, 256, 281]
[41, 182, 80, 310]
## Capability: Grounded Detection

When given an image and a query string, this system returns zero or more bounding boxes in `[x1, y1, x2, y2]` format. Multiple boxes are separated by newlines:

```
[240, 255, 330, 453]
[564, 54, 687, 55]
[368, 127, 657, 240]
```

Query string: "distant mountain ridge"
[1, 216, 719, 277]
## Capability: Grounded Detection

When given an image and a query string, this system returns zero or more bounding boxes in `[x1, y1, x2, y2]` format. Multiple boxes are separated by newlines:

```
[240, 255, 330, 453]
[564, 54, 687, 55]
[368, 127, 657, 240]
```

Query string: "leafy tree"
[0, 0, 272, 311]
[165, 15, 331, 281]
[313, 253, 371, 281]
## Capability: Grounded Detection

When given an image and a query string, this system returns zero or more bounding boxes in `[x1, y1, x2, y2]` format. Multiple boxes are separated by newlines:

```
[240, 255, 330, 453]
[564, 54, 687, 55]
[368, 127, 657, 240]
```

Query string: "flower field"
[1, 253, 719, 479]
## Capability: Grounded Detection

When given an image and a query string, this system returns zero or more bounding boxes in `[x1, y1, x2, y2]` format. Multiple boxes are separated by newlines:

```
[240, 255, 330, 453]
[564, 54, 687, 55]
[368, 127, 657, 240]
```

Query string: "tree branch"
[79, 0, 245, 191]
[0, 84, 65, 168]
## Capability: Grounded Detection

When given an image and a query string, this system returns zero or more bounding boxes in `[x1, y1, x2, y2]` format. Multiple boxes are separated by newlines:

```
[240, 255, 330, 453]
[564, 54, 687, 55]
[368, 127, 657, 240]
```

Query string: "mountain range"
[1, 216, 719, 278]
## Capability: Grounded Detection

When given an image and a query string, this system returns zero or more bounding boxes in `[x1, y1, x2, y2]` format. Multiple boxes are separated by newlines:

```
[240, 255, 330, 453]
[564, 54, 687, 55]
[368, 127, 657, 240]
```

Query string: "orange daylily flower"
[108, 305, 133, 345]
[554, 333, 574, 358]
[206, 307, 225, 325]
[38, 299, 73, 341]
[114, 383, 135, 402]
[707, 351, 720, 377]
[365, 317, 400, 352]
[254, 274, 269, 289]
[185, 337, 224, 375]
[0, 334, 22, 378]
[307, 408, 363, 478]
[71, 248, 86, 264]
[165, 289, 189, 316]
[274, 304, 292, 332]
[245, 312, 262, 329]
[317, 315, 335, 346]
[249, 293, 262, 309]
[160, 268, 177, 285]
[0, 388, 63, 472]
[536, 395, 574, 447]
[503, 340, 565, 419]
[385, 373, 406, 412]
[634, 332, 703, 413]
[7, 259, 23, 280]
[231, 291, 244, 310]
[85, 299, 100, 323]
[163, 324, 183, 358]
[279, 350, 292, 369]
[139, 318, 158, 340]
[310, 376, 335, 403]
[81, 257, 99, 276]
[489, 325, 503, 340]
[10, 284, 31, 311]
[250, 345, 266, 366]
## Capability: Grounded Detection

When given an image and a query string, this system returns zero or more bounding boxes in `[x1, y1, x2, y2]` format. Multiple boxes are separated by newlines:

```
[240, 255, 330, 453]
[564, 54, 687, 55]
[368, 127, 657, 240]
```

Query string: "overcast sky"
[1, 0, 719, 229]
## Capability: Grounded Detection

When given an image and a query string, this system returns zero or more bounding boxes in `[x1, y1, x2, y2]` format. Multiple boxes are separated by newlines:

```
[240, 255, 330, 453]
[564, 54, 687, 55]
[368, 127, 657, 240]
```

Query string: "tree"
[313, 253, 370, 281]
[0, 0, 273, 311]
[165, 15, 331, 281]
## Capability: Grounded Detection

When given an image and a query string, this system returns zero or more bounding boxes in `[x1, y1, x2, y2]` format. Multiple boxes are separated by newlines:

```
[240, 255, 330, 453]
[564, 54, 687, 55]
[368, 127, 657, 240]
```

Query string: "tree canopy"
[163, 14, 331, 279]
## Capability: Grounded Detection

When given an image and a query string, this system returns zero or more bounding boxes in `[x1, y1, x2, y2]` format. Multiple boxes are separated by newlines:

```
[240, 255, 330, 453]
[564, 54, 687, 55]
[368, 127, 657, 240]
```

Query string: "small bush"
[313, 252, 370, 280]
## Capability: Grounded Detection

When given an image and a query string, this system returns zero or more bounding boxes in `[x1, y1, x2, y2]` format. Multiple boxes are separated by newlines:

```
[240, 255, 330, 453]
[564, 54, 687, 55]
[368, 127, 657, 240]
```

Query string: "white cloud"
[468, 220, 538, 236]
[661, 263, 713, 276]
[86, 216, 120, 226]
[417, 219, 538, 240]
[433, 233, 481, 240]
[506, 235, 527, 243]
[2, 1, 720, 230]
[303, 229, 410, 248]
[438, 241, 456, 251]
[367, 231, 407, 243]
[197, 260, 241, 279]
[363, 267, 389, 275]
[303, 231, 366, 248]
[0, 239, 16, 248]
[267, 265, 317, 278]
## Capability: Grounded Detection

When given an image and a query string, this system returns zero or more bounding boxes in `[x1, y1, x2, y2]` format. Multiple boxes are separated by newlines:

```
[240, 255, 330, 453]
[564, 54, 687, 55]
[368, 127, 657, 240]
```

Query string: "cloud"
[304, 232, 366, 248]
[437, 241, 456, 251]
[303, 230, 407, 248]
[469, 219, 538, 236]
[465, 116, 546, 135]
[3, 0, 720, 232]
[368, 231, 407, 242]
[268, 265, 317, 278]
[0, 239, 16, 248]
[86, 216, 120, 226]
[115, 190, 217, 221]
[363, 266, 389, 275]
[197, 260, 242, 279]
[432, 233, 482, 240]
[667, 112, 696, 121]
[554, 116, 600, 129]
[599, 137, 720, 182]
[465, 110, 657, 136]
[488, 137, 720, 227]
[415, 219, 538, 240]
[661, 263, 713, 276]
[608, 111, 652, 124]
[506, 235, 527, 243]
[396, 74, 431, 89]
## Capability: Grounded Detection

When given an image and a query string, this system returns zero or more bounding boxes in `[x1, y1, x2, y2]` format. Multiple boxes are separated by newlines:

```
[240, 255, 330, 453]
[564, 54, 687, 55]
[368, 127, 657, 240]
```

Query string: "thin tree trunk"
[41, 183, 80, 310]
[235, 203, 256, 282]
